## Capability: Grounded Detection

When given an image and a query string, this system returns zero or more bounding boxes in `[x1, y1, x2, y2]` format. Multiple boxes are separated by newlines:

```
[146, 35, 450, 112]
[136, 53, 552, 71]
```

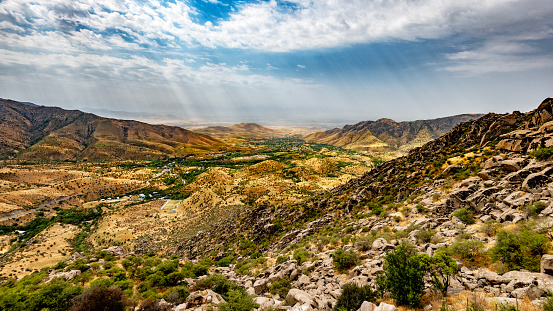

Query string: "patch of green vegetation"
[333, 283, 376, 311]
[530, 147, 553, 161]
[453, 207, 475, 224]
[333, 248, 359, 273]
[491, 226, 550, 272]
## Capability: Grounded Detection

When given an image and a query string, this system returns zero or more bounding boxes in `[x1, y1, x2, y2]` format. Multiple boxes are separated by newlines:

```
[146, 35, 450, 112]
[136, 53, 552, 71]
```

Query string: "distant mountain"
[302, 114, 483, 153]
[0, 98, 227, 161]
[194, 122, 280, 138]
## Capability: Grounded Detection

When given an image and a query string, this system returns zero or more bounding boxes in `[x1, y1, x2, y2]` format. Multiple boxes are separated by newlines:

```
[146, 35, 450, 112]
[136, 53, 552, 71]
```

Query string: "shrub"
[165, 271, 185, 286]
[377, 244, 426, 308]
[70, 286, 129, 311]
[276, 256, 288, 265]
[530, 147, 553, 161]
[268, 276, 291, 297]
[333, 283, 376, 311]
[218, 289, 259, 311]
[217, 256, 234, 267]
[491, 228, 550, 272]
[293, 248, 310, 265]
[196, 274, 245, 301]
[354, 236, 372, 252]
[415, 229, 436, 245]
[480, 220, 501, 237]
[526, 201, 548, 218]
[333, 248, 359, 273]
[27, 280, 83, 311]
[453, 207, 475, 224]
[448, 239, 485, 267]
[164, 286, 189, 305]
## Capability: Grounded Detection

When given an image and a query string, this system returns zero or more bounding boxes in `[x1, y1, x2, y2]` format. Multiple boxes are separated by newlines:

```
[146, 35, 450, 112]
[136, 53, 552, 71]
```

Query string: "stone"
[253, 278, 267, 295]
[286, 288, 314, 306]
[358, 301, 377, 311]
[522, 173, 551, 193]
[374, 302, 398, 311]
[298, 274, 310, 286]
[541, 254, 553, 275]
[48, 269, 81, 282]
[102, 246, 127, 257]
[291, 303, 313, 311]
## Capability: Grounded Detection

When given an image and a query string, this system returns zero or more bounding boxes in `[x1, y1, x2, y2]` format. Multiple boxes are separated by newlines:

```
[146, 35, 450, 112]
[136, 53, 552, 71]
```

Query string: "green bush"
[218, 289, 259, 311]
[491, 228, 550, 272]
[333, 248, 359, 273]
[164, 285, 189, 305]
[526, 201, 548, 218]
[453, 207, 475, 224]
[415, 229, 436, 244]
[293, 248, 310, 265]
[27, 280, 83, 311]
[332, 283, 376, 311]
[480, 220, 501, 237]
[530, 147, 553, 161]
[276, 256, 288, 265]
[448, 239, 485, 266]
[196, 274, 245, 301]
[268, 276, 291, 297]
[377, 244, 426, 308]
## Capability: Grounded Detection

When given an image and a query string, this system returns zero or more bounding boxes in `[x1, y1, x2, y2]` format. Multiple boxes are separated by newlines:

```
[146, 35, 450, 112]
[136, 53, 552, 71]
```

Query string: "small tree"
[71, 286, 129, 311]
[377, 244, 426, 308]
[420, 252, 459, 298]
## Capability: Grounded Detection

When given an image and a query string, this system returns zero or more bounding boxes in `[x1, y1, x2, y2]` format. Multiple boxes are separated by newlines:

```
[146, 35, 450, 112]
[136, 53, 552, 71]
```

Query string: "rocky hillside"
[0, 98, 227, 161]
[163, 98, 553, 309]
[303, 114, 483, 153]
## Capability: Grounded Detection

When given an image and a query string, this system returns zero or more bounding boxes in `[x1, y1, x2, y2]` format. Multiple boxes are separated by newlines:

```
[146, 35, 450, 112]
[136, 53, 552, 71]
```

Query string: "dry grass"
[0, 223, 78, 279]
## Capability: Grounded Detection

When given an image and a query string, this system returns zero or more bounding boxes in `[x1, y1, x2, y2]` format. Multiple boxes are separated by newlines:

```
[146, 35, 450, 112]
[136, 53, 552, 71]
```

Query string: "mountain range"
[193, 123, 279, 138]
[0, 98, 226, 161]
[303, 114, 483, 153]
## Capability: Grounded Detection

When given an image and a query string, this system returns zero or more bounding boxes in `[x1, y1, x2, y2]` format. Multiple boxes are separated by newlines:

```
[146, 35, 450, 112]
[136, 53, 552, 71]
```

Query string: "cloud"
[297, 64, 306, 69]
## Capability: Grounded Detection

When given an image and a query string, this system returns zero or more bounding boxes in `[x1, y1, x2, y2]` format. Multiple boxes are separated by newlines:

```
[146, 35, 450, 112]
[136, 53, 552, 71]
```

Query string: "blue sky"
[0, 0, 552, 126]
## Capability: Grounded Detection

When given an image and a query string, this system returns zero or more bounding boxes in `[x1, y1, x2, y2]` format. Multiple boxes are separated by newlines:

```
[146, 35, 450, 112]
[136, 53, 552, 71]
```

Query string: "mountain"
[0, 98, 227, 161]
[302, 114, 483, 153]
[173, 99, 550, 259]
[193, 122, 280, 138]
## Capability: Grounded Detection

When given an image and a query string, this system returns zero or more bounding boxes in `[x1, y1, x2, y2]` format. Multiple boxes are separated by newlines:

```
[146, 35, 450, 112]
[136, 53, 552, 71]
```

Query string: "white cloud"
[297, 64, 306, 69]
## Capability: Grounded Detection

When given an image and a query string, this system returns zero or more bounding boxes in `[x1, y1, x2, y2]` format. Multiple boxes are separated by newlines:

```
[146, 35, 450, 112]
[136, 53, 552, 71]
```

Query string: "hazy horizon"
[1, 0, 552, 124]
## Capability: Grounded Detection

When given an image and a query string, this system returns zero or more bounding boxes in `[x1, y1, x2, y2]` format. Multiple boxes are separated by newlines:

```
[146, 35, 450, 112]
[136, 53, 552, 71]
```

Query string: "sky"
[0, 0, 552, 126]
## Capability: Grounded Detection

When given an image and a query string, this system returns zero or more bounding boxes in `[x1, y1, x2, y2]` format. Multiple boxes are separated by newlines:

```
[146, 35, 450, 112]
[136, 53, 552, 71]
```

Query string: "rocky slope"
[303, 114, 483, 153]
[0, 98, 227, 161]
[165, 98, 553, 310]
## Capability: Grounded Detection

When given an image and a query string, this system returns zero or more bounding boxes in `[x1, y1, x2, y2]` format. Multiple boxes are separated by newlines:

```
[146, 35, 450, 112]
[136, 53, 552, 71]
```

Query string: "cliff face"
[303, 114, 483, 152]
[0, 98, 227, 161]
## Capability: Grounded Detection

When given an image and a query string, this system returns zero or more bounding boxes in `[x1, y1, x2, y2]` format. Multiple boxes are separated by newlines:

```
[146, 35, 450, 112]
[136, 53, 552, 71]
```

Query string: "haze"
[0, 0, 552, 125]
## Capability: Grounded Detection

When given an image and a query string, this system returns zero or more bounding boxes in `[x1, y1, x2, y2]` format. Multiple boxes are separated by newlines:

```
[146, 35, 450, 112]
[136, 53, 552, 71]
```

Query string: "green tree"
[377, 244, 426, 308]
[420, 252, 459, 298]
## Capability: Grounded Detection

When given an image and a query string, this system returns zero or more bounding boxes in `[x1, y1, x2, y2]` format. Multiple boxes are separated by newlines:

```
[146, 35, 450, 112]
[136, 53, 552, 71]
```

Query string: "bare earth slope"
[0, 98, 227, 161]
[303, 114, 483, 153]
[194, 122, 280, 138]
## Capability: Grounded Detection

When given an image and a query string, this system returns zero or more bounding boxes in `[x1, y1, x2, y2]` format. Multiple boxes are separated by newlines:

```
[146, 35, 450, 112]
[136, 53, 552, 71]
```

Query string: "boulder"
[48, 269, 81, 282]
[253, 278, 267, 295]
[185, 289, 225, 307]
[522, 173, 551, 193]
[541, 254, 553, 275]
[358, 301, 377, 311]
[286, 288, 314, 306]
[102, 246, 127, 258]
[374, 302, 398, 311]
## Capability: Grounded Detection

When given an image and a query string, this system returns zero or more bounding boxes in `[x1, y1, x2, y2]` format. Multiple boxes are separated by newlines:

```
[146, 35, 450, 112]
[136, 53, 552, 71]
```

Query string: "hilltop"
[0, 98, 227, 161]
[303, 114, 483, 153]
